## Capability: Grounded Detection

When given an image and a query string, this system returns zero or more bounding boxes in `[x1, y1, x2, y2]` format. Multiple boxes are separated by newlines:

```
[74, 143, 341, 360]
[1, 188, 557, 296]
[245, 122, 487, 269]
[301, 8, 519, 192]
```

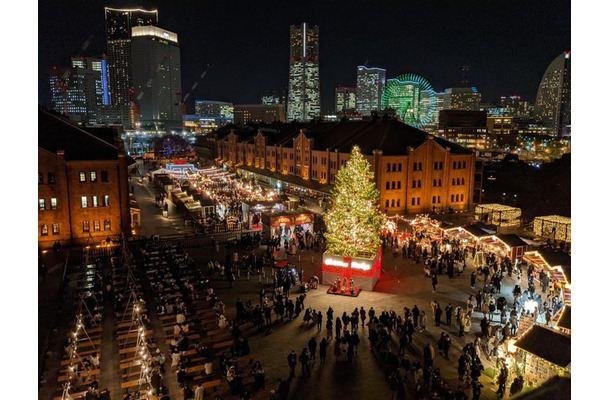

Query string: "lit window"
[41, 224, 48, 236]
[92, 196, 98, 207]
[83, 221, 90, 232]
[79, 171, 86, 182]
[81, 196, 88, 208]
[52, 223, 60, 235]
[103, 195, 110, 207]
[93, 220, 101, 232]
[51, 198, 57, 210]
[39, 199, 45, 210]
[90, 171, 97, 182]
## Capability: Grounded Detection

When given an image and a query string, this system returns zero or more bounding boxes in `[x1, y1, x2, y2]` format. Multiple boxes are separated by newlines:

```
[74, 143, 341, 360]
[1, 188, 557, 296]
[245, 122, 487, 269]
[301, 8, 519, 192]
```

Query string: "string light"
[533, 215, 571, 242]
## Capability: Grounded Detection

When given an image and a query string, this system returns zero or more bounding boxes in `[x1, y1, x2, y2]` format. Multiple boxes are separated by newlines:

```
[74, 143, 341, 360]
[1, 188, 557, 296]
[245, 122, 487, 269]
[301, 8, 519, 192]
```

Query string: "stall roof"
[556, 306, 571, 331]
[463, 224, 495, 238]
[514, 325, 571, 368]
[496, 234, 528, 248]
[238, 165, 334, 195]
[537, 248, 571, 268]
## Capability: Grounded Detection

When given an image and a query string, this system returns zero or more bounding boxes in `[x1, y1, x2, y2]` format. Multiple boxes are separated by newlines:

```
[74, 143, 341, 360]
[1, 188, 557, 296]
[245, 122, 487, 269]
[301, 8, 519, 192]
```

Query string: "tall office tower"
[335, 87, 357, 113]
[356, 66, 386, 116]
[105, 7, 158, 127]
[49, 57, 107, 126]
[287, 22, 320, 122]
[534, 52, 571, 136]
[131, 26, 183, 133]
[443, 87, 482, 111]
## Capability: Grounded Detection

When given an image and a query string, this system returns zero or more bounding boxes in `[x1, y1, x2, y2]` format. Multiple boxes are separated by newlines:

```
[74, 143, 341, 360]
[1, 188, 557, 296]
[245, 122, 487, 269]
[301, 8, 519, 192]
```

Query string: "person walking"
[445, 303, 453, 325]
[470, 271, 477, 289]
[316, 311, 323, 332]
[431, 273, 438, 292]
[299, 348, 311, 377]
[434, 305, 442, 326]
[326, 318, 333, 339]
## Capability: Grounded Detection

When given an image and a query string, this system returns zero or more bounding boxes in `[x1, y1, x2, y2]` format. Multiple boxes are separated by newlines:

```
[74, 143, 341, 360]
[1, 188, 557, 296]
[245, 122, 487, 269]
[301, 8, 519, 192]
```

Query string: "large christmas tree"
[323, 146, 383, 258]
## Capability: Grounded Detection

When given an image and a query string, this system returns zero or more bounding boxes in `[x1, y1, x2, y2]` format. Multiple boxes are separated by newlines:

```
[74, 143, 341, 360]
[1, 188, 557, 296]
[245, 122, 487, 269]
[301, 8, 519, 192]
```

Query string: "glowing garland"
[475, 203, 521, 226]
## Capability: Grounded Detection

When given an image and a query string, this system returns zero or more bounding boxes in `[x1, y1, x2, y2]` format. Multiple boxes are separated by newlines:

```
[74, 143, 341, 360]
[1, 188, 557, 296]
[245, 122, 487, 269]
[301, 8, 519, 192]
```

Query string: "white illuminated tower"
[534, 51, 571, 136]
[131, 26, 183, 133]
[287, 22, 320, 122]
[356, 66, 386, 116]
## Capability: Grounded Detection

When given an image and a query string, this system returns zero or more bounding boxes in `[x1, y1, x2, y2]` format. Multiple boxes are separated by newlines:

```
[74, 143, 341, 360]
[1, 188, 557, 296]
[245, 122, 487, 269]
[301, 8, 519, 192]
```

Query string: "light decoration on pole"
[533, 215, 571, 242]
[322, 145, 384, 292]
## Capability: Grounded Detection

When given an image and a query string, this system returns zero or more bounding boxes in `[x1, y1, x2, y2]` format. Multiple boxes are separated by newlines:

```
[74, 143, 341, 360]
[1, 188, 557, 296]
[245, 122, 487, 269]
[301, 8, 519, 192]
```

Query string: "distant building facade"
[261, 90, 287, 105]
[195, 100, 234, 119]
[212, 119, 475, 214]
[356, 66, 386, 116]
[335, 87, 357, 114]
[534, 52, 571, 136]
[131, 26, 183, 133]
[38, 108, 131, 249]
[234, 104, 286, 124]
[49, 57, 108, 126]
[287, 22, 320, 122]
[443, 87, 482, 111]
[438, 110, 489, 150]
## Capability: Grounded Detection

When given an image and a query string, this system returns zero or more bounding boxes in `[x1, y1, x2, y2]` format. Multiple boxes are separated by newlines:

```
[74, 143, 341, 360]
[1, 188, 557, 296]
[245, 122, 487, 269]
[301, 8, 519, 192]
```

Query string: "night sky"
[38, 0, 570, 114]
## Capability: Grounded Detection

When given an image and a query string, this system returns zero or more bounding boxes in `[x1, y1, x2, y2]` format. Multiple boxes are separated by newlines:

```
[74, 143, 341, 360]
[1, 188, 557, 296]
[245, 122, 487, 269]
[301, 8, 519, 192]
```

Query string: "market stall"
[522, 249, 571, 306]
[533, 215, 571, 242]
[475, 203, 521, 227]
[261, 211, 315, 244]
[512, 325, 571, 386]
[551, 305, 571, 335]
[478, 234, 528, 263]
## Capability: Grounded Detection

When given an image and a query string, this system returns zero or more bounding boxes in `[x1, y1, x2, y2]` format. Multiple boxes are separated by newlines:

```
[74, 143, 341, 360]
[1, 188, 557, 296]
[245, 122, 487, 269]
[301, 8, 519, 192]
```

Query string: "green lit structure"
[381, 74, 436, 128]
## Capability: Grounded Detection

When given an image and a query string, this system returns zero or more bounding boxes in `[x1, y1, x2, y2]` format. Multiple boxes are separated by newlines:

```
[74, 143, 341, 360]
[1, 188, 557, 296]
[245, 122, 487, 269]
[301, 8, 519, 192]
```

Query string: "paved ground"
[38, 163, 526, 400]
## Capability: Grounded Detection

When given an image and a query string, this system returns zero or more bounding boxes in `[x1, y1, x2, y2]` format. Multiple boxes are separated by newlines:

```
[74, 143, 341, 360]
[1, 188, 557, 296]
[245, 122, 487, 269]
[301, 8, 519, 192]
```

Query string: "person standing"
[287, 350, 297, 379]
[308, 337, 317, 362]
[316, 311, 323, 332]
[470, 271, 477, 289]
[194, 383, 204, 400]
[419, 311, 427, 332]
[431, 273, 438, 292]
[445, 303, 453, 325]
[434, 305, 442, 326]
[299, 348, 310, 377]
[319, 338, 328, 364]
[412, 305, 420, 329]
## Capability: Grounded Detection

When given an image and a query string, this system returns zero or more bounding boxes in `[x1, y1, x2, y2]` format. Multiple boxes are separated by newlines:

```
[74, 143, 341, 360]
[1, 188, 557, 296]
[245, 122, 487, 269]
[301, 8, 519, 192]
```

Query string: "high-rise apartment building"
[443, 87, 482, 111]
[49, 57, 108, 126]
[335, 87, 357, 114]
[131, 26, 183, 133]
[356, 66, 386, 116]
[105, 7, 158, 128]
[534, 52, 571, 136]
[287, 22, 320, 122]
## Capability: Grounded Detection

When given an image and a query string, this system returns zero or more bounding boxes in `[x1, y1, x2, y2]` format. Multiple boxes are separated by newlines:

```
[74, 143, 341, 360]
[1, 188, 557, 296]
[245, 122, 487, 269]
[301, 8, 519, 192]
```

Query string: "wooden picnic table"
[57, 369, 100, 382]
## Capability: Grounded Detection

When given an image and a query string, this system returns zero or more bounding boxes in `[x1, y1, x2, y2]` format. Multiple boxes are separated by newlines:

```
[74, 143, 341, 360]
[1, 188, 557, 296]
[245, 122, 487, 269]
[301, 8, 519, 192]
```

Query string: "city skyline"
[38, 0, 570, 114]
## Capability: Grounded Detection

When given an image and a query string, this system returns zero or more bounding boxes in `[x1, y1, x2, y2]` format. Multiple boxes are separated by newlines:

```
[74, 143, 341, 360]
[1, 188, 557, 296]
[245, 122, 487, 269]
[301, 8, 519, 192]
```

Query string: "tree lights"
[323, 145, 383, 258]
[322, 146, 384, 292]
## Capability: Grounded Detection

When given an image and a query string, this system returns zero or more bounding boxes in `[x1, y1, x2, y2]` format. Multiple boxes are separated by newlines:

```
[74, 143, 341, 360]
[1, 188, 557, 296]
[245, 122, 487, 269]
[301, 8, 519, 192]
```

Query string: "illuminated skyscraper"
[49, 57, 108, 126]
[335, 87, 357, 114]
[534, 52, 571, 136]
[131, 26, 183, 133]
[356, 66, 386, 116]
[105, 7, 158, 127]
[443, 87, 481, 111]
[381, 74, 437, 128]
[287, 22, 320, 122]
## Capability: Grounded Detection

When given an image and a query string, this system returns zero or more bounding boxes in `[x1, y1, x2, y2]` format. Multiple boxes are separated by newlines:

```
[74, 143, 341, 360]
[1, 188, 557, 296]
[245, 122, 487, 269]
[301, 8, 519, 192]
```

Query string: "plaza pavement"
[38, 165, 517, 400]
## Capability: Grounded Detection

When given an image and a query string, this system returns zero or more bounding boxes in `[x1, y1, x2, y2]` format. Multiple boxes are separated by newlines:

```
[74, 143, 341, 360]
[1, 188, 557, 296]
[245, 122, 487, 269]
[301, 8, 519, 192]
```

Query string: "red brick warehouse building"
[38, 108, 131, 249]
[212, 118, 477, 214]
